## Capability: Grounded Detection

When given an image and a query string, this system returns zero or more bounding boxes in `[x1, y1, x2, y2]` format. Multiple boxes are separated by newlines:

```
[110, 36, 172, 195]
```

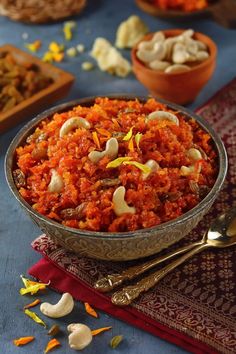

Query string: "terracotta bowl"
[5, 95, 227, 261]
[131, 29, 217, 105]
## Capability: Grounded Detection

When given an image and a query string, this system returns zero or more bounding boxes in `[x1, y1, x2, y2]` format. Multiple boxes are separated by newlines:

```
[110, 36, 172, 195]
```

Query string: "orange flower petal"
[91, 326, 112, 336]
[44, 338, 61, 353]
[13, 336, 35, 346]
[24, 299, 41, 309]
[84, 302, 98, 318]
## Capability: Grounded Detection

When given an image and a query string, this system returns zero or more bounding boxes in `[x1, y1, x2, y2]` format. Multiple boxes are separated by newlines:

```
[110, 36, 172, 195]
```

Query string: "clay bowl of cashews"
[5, 95, 227, 262]
[131, 29, 217, 105]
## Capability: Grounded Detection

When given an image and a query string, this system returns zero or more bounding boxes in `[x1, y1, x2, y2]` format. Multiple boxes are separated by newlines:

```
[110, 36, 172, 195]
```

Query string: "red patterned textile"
[29, 78, 236, 354]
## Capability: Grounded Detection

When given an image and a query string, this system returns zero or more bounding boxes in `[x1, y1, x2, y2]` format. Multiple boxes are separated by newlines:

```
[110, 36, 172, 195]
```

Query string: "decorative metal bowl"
[5, 95, 228, 261]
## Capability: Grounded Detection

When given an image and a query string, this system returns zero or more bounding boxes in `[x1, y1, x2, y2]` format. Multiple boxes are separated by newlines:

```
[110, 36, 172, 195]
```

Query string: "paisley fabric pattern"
[31, 79, 236, 354]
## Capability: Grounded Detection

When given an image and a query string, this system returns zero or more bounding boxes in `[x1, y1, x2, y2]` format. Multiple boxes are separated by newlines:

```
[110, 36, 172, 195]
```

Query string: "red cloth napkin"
[29, 79, 236, 354]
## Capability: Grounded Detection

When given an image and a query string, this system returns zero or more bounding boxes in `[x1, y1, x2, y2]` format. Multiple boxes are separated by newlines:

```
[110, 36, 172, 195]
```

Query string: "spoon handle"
[111, 243, 210, 306]
[94, 241, 203, 292]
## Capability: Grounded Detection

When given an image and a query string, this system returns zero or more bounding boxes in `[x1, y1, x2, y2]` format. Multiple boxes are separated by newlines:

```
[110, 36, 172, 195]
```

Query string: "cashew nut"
[142, 159, 160, 179]
[60, 117, 91, 138]
[40, 292, 74, 318]
[136, 29, 209, 69]
[196, 51, 209, 61]
[147, 110, 179, 126]
[165, 64, 190, 73]
[88, 137, 118, 163]
[149, 60, 170, 71]
[48, 169, 64, 193]
[112, 186, 136, 216]
[187, 148, 202, 162]
[68, 323, 93, 350]
[136, 42, 166, 63]
[172, 43, 190, 64]
[180, 163, 201, 176]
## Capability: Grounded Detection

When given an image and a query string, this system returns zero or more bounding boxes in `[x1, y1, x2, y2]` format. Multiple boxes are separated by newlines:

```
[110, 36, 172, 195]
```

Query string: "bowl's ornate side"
[28, 200, 213, 261]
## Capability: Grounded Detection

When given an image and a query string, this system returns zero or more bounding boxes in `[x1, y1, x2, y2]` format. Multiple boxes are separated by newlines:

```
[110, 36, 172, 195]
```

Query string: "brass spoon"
[110, 207, 236, 306]
[95, 241, 202, 293]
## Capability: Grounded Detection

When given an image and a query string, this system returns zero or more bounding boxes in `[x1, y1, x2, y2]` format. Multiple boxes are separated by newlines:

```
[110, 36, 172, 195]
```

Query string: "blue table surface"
[0, 1, 236, 353]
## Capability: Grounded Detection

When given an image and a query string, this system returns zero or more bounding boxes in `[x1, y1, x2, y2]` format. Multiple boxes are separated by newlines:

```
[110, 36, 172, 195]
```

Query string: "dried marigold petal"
[123, 127, 133, 141]
[123, 161, 151, 174]
[63, 21, 76, 41]
[106, 157, 132, 169]
[91, 326, 112, 336]
[25, 40, 41, 53]
[96, 128, 111, 138]
[110, 335, 123, 349]
[44, 338, 61, 353]
[24, 309, 47, 328]
[135, 132, 142, 150]
[24, 299, 41, 309]
[20, 275, 49, 295]
[92, 131, 101, 149]
[84, 302, 98, 318]
[128, 137, 134, 152]
[13, 336, 35, 346]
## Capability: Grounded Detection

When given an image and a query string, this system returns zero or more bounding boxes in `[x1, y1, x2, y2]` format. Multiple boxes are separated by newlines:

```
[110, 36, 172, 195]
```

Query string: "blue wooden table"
[0, 1, 236, 353]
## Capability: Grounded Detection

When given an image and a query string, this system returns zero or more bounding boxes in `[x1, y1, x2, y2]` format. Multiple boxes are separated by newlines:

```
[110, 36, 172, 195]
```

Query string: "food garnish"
[13, 336, 35, 346]
[91, 326, 112, 336]
[24, 299, 41, 309]
[24, 309, 47, 327]
[110, 335, 123, 349]
[44, 338, 61, 353]
[84, 302, 98, 318]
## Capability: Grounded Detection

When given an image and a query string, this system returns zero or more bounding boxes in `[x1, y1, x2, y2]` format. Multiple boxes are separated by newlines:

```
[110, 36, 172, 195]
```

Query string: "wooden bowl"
[0, 44, 74, 133]
[131, 30, 217, 105]
[136, 0, 236, 28]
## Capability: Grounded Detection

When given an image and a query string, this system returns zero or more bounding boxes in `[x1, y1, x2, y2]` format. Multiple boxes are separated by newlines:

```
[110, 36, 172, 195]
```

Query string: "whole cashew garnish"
[137, 42, 166, 63]
[88, 137, 118, 163]
[149, 60, 170, 71]
[67, 323, 93, 350]
[180, 163, 202, 176]
[165, 64, 190, 73]
[142, 159, 160, 179]
[187, 148, 202, 162]
[40, 292, 74, 318]
[146, 110, 179, 125]
[112, 186, 136, 216]
[48, 169, 64, 193]
[60, 117, 91, 138]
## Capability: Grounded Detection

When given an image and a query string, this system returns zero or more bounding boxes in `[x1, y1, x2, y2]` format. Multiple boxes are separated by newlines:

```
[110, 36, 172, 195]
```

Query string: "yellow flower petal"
[106, 157, 132, 169]
[123, 127, 133, 141]
[123, 161, 151, 174]
[135, 132, 142, 149]
[24, 309, 47, 328]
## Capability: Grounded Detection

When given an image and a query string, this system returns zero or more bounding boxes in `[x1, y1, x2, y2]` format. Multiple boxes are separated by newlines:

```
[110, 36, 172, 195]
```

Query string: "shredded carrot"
[84, 302, 98, 318]
[13, 336, 35, 346]
[128, 137, 134, 152]
[112, 118, 120, 129]
[24, 299, 41, 309]
[96, 128, 111, 138]
[91, 326, 112, 336]
[44, 338, 61, 353]
[92, 132, 101, 149]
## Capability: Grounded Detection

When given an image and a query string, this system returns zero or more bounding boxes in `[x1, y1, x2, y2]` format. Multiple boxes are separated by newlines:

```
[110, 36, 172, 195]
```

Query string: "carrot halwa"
[14, 98, 217, 232]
